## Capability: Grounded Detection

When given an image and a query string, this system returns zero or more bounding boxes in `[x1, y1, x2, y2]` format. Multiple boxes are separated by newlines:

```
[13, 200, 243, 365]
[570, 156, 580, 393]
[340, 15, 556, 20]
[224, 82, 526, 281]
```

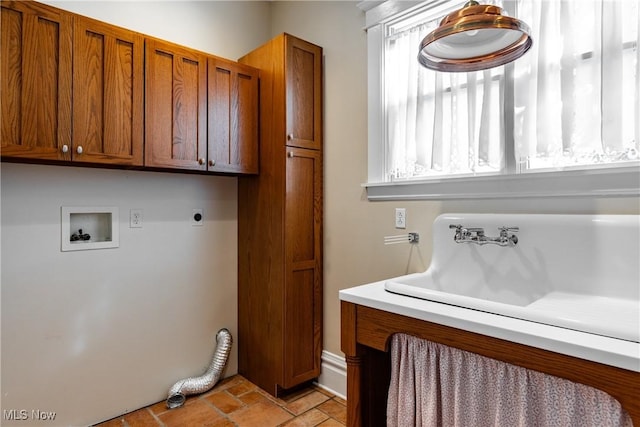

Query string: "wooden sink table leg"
[341, 301, 362, 427]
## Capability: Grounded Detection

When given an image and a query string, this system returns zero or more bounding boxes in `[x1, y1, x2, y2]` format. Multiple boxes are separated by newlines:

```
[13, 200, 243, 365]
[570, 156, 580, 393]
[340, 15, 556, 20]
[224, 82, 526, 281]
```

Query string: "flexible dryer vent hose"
[166, 328, 233, 409]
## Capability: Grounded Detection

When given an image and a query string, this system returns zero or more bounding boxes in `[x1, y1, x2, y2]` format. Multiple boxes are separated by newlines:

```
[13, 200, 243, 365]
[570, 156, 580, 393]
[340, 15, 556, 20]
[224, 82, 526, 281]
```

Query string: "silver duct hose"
[166, 328, 233, 409]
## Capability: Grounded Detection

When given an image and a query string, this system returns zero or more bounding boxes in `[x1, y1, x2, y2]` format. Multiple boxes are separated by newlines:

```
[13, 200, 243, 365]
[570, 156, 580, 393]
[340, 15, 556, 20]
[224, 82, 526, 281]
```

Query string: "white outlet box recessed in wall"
[61, 206, 119, 251]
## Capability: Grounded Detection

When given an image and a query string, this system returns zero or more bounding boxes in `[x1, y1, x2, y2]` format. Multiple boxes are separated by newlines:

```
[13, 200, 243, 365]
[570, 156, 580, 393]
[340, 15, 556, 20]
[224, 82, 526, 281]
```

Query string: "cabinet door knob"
[198, 158, 205, 165]
[76, 146, 83, 154]
[287, 133, 294, 141]
[287, 151, 295, 158]
[209, 159, 215, 167]
[61, 144, 69, 153]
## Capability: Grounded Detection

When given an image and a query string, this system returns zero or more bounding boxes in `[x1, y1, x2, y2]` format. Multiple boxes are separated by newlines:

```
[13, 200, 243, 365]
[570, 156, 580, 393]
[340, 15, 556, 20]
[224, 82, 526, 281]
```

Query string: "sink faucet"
[449, 224, 518, 247]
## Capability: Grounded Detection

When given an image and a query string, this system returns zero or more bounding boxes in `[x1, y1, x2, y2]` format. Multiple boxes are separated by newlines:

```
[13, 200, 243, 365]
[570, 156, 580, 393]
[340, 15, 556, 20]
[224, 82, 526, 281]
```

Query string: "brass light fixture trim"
[418, 0, 533, 72]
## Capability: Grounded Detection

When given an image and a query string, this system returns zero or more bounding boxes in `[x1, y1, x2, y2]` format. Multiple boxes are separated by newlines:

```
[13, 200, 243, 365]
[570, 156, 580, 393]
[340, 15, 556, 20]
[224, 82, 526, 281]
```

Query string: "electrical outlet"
[192, 209, 203, 226]
[130, 209, 143, 228]
[395, 208, 406, 229]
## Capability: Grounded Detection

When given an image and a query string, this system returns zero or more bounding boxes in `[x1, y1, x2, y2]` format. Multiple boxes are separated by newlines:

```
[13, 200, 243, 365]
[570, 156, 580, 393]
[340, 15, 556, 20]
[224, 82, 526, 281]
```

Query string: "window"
[363, 0, 640, 200]
[385, 3, 506, 179]
[514, 0, 639, 172]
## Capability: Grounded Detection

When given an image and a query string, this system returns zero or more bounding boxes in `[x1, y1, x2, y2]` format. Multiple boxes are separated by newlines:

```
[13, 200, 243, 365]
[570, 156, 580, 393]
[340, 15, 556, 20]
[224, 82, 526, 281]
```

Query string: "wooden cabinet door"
[285, 36, 322, 151]
[73, 16, 143, 165]
[208, 57, 259, 174]
[1, 1, 72, 160]
[283, 147, 322, 388]
[145, 38, 207, 170]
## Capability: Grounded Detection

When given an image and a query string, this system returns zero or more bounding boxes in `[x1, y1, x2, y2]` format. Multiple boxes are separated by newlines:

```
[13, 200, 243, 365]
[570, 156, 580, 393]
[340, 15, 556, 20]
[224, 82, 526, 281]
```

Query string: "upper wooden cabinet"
[1, 2, 144, 165]
[2, 1, 257, 174]
[285, 37, 322, 151]
[145, 42, 259, 174]
[73, 16, 144, 165]
[1, 1, 72, 160]
[208, 57, 259, 174]
[240, 33, 322, 152]
[144, 38, 207, 170]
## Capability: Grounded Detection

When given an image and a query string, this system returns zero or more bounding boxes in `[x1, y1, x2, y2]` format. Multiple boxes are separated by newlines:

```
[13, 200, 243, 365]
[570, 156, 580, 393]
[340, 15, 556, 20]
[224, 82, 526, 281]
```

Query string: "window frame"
[361, 0, 640, 201]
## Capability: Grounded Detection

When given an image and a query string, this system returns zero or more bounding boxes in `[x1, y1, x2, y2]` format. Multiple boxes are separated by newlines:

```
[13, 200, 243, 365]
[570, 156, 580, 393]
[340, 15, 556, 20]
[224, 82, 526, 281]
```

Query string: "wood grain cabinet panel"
[73, 16, 143, 165]
[1, 0, 72, 160]
[1, 2, 143, 165]
[284, 147, 322, 388]
[145, 38, 207, 170]
[238, 33, 323, 396]
[286, 36, 322, 151]
[208, 57, 259, 174]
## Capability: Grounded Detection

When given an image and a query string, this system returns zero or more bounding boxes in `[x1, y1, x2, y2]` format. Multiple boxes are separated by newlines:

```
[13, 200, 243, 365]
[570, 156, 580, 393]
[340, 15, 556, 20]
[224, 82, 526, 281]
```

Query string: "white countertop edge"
[339, 281, 640, 373]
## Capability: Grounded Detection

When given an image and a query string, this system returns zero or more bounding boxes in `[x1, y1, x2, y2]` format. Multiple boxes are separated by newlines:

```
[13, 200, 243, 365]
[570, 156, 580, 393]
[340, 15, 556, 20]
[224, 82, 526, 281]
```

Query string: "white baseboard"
[315, 350, 346, 400]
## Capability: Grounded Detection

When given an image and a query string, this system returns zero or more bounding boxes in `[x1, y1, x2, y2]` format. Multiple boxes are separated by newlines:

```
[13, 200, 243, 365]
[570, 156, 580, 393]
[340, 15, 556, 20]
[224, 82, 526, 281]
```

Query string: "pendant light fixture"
[418, 0, 532, 72]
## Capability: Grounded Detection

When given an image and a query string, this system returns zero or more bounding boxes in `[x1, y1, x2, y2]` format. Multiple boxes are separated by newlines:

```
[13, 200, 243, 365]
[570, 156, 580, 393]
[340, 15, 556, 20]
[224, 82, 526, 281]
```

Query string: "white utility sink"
[384, 214, 640, 343]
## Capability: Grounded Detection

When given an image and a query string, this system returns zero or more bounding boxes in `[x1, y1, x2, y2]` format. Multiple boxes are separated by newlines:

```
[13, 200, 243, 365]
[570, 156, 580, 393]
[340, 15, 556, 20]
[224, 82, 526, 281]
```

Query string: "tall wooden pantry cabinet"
[238, 33, 323, 396]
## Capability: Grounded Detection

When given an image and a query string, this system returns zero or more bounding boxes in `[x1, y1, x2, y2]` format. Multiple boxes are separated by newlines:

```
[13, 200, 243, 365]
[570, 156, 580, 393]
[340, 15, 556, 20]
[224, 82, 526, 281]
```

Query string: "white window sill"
[364, 167, 640, 200]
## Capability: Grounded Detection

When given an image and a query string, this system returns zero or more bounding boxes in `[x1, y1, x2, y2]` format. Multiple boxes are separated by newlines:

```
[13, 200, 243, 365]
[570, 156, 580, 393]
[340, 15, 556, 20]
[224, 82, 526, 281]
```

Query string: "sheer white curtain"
[514, 0, 640, 170]
[385, 6, 504, 180]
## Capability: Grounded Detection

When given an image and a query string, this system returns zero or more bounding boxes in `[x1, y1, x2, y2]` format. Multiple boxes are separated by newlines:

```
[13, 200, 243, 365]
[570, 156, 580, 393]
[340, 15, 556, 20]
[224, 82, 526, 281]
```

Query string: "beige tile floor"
[95, 375, 346, 427]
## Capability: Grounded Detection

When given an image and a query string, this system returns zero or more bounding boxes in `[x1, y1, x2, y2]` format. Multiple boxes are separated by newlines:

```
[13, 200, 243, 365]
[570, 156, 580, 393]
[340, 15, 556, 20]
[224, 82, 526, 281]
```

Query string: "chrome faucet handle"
[498, 226, 519, 245]
[449, 224, 464, 242]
